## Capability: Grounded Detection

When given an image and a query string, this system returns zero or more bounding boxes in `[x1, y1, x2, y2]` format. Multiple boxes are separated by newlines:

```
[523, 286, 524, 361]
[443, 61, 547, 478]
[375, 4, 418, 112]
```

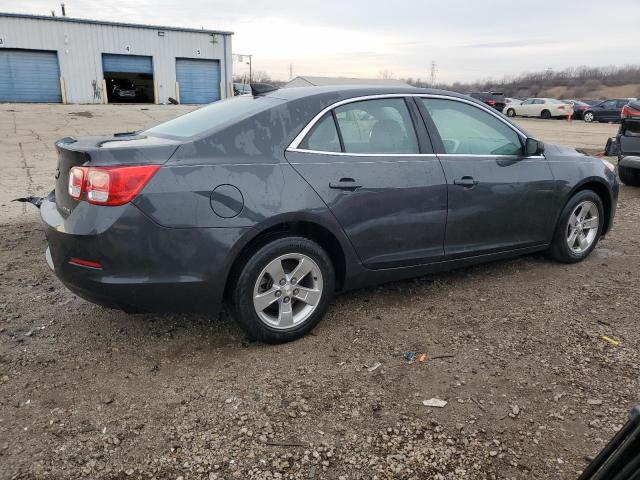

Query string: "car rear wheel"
[618, 165, 640, 186]
[541, 109, 552, 119]
[583, 111, 595, 123]
[547, 190, 604, 263]
[230, 236, 335, 343]
[506, 108, 516, 117]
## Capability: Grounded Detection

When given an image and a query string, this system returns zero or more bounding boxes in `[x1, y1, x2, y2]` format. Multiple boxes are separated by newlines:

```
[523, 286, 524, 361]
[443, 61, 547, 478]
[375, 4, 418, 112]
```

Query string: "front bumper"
[41, 193, 248, 313]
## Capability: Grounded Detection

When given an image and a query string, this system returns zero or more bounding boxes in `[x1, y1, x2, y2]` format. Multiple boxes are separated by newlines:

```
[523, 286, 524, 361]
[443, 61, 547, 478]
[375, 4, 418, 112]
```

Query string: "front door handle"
[330, 178, 362, 191]
[453, 176, 479, 188]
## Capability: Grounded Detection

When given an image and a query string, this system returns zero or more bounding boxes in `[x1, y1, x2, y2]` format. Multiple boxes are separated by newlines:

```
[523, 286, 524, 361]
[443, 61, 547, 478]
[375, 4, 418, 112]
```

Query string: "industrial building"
[0, 12, 233, 104]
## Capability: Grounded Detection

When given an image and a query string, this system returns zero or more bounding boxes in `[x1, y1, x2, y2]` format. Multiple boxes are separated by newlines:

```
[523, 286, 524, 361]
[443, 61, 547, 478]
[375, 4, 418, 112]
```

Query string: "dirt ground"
[1, 104, 638, 480]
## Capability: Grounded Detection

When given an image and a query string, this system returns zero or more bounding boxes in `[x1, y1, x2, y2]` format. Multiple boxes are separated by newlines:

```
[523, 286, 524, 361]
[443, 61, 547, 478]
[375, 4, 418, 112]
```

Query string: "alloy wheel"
[252, 253, 323, 330]
[566, 200, 599, 254]
[584, 112, 594, 122]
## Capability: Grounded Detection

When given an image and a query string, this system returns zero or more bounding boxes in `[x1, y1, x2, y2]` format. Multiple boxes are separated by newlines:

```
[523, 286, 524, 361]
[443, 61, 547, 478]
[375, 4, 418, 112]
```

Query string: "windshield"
[145, 95, 283, 139]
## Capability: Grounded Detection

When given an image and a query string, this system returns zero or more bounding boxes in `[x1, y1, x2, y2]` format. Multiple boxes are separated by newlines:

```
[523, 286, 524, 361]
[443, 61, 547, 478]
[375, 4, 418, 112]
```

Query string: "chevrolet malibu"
[41, 85, 619, 343]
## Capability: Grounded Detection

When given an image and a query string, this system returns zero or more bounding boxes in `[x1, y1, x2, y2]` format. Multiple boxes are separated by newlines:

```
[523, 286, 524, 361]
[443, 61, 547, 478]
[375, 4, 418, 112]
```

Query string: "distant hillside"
[404, 65, 640, 100]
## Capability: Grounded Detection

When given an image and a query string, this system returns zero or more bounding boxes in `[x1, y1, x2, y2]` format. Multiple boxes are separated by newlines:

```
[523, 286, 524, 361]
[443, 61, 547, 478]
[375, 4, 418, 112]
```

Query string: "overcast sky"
[2, 0, 638, 83]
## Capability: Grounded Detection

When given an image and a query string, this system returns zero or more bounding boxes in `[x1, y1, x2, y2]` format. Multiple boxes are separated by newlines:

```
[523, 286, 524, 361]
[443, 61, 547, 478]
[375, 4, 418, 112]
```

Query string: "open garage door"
[176, 58, 220, 104]
[0, 49, 61, 103]
[102, 54, 154, 103]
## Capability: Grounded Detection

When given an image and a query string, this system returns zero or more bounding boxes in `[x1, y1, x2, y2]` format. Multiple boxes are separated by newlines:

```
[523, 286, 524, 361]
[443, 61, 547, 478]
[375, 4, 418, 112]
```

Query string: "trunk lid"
[54, 133, 181, 217]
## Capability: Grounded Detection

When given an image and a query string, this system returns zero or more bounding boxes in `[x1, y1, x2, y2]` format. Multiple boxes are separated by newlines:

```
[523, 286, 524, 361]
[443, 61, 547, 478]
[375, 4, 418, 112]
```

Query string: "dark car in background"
[40, 85, 618, 343]
[561, 99, 590, 119]
[468, 91, 506, 111]
[108, 78, 138, 102]
[617, 99, 640, 186]
[583, 98, 634, 123]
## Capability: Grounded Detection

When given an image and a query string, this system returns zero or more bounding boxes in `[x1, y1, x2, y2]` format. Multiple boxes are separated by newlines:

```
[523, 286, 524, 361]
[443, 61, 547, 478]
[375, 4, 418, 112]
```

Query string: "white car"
[504, 98, 569, 119]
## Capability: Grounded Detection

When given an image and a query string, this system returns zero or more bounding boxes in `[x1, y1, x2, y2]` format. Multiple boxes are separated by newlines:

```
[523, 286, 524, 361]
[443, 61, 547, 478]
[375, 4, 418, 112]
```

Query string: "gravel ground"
[0, 105, 638, 480]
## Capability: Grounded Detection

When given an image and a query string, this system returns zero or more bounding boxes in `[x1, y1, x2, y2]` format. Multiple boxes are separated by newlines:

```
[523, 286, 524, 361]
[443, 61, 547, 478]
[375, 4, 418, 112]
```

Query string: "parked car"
[108, 78, 138, 102]
[617, 99, 640, 186]
[561, 99, 590, 119]
[468, 91, 506, 111]
[583, 98, 634, 123]
[504, 98, 569, 119]
[40, 85, 618, 343]
[233, 82, 251, 96]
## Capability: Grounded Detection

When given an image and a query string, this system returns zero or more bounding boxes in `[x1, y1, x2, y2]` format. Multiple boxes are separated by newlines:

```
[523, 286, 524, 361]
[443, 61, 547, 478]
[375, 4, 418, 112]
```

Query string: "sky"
[1, 0, 638, 83]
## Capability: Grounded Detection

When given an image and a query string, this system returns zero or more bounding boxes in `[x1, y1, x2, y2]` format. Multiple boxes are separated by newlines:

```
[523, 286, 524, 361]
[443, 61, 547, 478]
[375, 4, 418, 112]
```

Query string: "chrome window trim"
[286, 147, 436, 158]
[287, 93, 529, 155]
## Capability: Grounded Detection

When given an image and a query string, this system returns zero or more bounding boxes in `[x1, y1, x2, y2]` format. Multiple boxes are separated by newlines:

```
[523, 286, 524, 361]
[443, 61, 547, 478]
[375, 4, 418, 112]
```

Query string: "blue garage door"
[0, 49, 61, 103]
[176, 58, 220, 104]
[102, 54, 153, 74]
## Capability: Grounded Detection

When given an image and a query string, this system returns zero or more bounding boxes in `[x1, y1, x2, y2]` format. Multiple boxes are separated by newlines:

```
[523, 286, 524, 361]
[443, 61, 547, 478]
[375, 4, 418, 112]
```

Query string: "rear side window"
[145, 95, 282, 139]
[422, 98, 522, 156]
[298, 113, 341, 152]
[333, 98, 419, 154]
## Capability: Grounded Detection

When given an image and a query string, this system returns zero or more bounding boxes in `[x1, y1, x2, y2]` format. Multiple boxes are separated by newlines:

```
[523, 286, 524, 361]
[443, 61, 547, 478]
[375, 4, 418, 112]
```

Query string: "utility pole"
[234, 54, 253, 83]
[289, 63, 293, 80]
[429, 61, 437, 87]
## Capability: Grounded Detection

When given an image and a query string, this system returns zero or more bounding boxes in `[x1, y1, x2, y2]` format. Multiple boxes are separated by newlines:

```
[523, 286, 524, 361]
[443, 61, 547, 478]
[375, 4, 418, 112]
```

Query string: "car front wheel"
[583, 111, 595, 123]
[230, 236, 335, 343]
[547, 190, 604, 263]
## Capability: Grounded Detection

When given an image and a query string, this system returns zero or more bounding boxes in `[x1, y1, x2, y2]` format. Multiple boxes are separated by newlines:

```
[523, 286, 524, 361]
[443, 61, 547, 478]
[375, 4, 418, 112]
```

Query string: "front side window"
[333, 98, 419, 154]
[421, 98, 523, 156]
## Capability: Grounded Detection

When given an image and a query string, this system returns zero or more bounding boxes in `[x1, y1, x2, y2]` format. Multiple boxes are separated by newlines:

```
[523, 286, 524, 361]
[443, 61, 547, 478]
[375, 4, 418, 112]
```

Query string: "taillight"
[487, 99, 496, 106]
[68, 166, 87, 199]
[68, 165, 160, 206]
[558, 105, 565, 110]
[621, 104, 640, 119]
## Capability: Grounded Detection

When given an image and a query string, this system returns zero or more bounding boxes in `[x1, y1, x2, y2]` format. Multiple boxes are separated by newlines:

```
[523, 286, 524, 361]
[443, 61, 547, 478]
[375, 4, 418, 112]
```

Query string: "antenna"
[61, 3, 66, 16]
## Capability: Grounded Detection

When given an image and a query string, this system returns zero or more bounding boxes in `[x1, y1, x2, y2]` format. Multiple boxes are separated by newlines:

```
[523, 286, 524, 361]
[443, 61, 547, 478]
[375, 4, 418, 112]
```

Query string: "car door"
[596, 100, 617, 121]
[285, 96, 448, 269]
[417, 96, 557, 258]
[513, 98, 533, 116]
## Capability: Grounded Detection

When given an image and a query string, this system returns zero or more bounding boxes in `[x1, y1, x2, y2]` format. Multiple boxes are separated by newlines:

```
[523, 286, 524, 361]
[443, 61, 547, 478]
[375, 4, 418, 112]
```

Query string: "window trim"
[288, 93, 529, 157]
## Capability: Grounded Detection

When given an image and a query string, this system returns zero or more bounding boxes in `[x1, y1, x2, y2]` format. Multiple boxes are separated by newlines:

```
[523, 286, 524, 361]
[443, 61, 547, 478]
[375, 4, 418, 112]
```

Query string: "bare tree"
[378, 69, 395, 80]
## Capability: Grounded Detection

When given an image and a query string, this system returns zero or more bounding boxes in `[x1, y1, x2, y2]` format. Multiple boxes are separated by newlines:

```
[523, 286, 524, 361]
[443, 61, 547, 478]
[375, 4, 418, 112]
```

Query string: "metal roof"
[285, 76, 408, 88]
[0, 12, 233, 35]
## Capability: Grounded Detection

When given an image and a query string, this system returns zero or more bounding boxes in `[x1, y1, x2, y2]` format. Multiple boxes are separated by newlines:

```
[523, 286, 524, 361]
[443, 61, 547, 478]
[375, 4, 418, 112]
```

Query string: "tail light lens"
[487, 99, 496, 106]
[68, 166, 87, 199]
[68, 165, 160, 206]
[558, 105, 565, 110]
[621, 104, 640, 119]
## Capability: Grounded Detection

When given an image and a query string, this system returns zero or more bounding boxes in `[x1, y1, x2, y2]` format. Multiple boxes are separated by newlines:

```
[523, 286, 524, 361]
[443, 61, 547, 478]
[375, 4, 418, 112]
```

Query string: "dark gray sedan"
[41, 85, 619, 343]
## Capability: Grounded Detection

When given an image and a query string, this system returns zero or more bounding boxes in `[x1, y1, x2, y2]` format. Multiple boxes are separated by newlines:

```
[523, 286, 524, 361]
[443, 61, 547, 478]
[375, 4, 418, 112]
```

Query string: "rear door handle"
[330, 178, 362, 191]
[453, 176, 479, 188]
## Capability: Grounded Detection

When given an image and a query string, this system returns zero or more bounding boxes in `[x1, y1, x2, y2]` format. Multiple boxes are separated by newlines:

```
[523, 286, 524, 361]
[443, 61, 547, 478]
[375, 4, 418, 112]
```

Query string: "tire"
[230, 236, 335, 344]
[541, 109, 552, 119]
[583, 111, 595, 123]
[619, 165, 640, 186]
[547, 190, 604, 263]
[506, 108, 516, 117]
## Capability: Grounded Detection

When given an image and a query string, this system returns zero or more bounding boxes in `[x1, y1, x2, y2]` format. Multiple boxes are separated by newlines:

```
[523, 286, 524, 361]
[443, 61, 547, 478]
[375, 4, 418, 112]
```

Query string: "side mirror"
[525, 138, 545, 156]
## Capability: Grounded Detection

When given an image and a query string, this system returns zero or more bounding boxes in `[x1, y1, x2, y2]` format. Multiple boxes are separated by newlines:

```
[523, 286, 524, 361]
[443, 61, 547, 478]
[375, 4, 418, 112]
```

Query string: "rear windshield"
[145, 95, 282, 139]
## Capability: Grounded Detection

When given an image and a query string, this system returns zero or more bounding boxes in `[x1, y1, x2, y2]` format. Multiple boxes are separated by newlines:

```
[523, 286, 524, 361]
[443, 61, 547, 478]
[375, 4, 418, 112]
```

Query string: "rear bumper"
[40, 193, 249, 313]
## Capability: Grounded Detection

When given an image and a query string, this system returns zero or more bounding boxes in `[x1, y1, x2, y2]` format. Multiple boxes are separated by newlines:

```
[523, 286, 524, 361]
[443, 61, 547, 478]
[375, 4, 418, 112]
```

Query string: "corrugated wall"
[0, 15, 232, 104]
